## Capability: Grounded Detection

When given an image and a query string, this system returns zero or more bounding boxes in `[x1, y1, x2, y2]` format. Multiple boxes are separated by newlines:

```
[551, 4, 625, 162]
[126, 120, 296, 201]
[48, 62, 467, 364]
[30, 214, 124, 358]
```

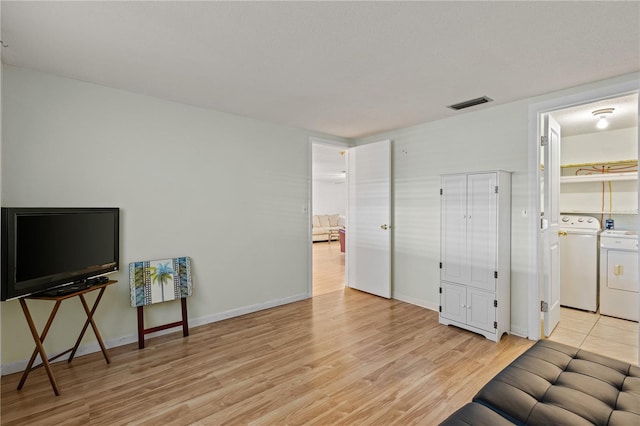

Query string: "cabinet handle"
[558, 230, 567, 236]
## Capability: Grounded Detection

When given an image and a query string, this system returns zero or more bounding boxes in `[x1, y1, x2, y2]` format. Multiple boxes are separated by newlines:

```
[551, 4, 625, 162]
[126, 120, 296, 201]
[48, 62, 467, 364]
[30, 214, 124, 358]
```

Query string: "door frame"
[308, 136, 352, 297]
[526, 79, 640, 340]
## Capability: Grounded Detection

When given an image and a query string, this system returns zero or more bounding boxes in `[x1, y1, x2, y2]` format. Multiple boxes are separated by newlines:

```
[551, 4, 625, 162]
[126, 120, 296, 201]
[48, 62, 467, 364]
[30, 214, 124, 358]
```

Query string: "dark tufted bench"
[441, 339, 640, 425]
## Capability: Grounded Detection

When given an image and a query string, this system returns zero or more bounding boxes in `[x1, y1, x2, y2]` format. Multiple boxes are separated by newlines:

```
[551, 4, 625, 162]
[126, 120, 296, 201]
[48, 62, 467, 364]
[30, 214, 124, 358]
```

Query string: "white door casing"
[346, 140, 391, 298]
[527, 79, 639, 342]
[543, 114, 562, 337]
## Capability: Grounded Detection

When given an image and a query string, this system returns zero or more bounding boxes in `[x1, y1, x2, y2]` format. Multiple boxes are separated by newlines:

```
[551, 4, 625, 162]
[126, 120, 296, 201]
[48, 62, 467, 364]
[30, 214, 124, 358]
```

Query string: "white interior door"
[543, 114, 562, 336]
[346, 140, 391, 298]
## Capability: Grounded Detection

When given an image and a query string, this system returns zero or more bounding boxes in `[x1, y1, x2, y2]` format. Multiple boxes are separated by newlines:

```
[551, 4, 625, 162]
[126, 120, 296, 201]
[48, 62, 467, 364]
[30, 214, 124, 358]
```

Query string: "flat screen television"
[1, 207, 119, 301]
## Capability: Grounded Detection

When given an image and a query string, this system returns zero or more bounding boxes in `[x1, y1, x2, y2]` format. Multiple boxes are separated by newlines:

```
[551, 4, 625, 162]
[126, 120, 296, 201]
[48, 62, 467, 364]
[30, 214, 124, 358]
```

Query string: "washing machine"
[559, 215, 601, 311]
[600, 230, 639, 321]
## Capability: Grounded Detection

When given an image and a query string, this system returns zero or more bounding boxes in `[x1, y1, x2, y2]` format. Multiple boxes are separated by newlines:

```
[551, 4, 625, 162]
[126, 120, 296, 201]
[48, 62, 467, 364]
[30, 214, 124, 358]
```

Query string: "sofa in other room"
[312, 214, 344, 242]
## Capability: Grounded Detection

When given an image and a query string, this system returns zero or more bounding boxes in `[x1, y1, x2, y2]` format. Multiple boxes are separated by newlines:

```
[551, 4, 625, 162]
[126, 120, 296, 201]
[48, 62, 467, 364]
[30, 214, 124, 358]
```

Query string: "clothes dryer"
[600, 230, 639, 321]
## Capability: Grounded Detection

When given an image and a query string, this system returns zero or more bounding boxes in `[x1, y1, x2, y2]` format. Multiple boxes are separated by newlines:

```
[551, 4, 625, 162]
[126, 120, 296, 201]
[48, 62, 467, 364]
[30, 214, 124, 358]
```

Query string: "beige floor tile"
[546, 326, 588, 348]
[557, 308, 599, 333]
[550, 307, 639, 366]
[597, 315, 640, 333]
[581, 335, 638, 365]
[589, 321, 639, 347]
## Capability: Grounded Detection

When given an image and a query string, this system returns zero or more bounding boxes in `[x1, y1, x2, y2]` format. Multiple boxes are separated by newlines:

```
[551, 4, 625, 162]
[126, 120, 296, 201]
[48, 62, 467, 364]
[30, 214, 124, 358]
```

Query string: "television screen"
[1, 208, 119, 301]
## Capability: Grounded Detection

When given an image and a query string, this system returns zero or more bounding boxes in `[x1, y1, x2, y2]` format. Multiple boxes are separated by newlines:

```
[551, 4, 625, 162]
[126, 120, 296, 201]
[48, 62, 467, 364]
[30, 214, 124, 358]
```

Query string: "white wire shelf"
[560, 171, 637, 183]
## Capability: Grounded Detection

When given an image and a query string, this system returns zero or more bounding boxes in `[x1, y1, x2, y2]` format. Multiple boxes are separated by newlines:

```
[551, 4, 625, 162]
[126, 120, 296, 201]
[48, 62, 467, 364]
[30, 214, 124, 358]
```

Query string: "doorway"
[310, 139, 348, 296]
[530, 81, 639, 364]
[309, 138, 393, 299]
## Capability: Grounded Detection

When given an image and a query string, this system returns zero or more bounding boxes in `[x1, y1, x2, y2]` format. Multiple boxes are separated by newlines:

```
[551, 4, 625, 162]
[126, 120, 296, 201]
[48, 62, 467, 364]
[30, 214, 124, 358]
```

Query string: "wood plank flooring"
[1, 287, 533, 425]
[312, 240, 345, 296]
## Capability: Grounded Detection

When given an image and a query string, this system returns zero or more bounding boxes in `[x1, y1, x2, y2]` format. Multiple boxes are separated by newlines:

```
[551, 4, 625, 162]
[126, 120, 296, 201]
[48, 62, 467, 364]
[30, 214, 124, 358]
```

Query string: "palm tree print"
[129, 257, 191, 307]
[150, 262, 175, 302]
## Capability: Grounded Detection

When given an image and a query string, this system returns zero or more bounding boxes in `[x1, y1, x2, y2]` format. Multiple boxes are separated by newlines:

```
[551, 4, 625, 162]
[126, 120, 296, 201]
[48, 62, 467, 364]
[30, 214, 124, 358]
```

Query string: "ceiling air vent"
[447, 96, 493, 111]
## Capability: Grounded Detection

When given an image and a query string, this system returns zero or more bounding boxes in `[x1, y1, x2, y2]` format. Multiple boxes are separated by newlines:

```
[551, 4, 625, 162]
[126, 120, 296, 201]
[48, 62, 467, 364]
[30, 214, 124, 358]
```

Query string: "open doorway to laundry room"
[311, 140, 348, 296]
[536, 90, 639, 365]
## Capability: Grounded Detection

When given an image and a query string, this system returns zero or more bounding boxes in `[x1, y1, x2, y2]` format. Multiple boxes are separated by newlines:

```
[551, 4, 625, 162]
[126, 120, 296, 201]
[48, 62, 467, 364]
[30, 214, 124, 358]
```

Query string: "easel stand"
[17, 280, 117, 396]
[137, 297, 189, 349]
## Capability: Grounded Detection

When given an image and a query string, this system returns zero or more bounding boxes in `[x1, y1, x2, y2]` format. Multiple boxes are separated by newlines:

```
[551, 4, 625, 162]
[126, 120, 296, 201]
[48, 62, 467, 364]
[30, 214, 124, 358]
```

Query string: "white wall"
[0, 66, 344, 368]
[311, 143, 347, 216]
[312, 180, 346, 216]
[561, 127, 638, 224]
[356, 72, 640, 337]
[562, 127, 638, 164]
[2, 64, 638, 369]
[356, 103, 531, 334]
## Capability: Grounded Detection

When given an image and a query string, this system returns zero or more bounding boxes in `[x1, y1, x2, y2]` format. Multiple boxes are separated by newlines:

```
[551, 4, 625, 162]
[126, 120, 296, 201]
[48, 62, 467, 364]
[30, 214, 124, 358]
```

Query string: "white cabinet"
[441, 282, 496, 333]
[439, 171, 511, 342]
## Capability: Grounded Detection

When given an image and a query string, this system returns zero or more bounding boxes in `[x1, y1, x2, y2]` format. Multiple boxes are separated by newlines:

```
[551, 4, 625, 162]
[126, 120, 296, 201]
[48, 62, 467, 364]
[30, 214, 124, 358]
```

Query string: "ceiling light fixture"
[592, 108, 614, 130]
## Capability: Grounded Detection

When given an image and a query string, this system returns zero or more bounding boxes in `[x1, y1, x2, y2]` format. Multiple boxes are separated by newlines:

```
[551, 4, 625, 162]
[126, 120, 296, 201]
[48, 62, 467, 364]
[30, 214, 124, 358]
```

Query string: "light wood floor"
[311, 238, 640, 367]
[4, 244, 636, 424]
[312, 240, 345, 296]
[547, 307, 639, 365]
[1, 288, 533, 425]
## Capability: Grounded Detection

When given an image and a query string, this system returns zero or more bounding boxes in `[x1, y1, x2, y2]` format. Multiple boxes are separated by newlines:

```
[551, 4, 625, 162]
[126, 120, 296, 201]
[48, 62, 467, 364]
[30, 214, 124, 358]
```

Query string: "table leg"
[69, 288, 110, 363]
[17, 299, 61, 396]
[137, 306, 145, 349]
[181, 297, 189, 337]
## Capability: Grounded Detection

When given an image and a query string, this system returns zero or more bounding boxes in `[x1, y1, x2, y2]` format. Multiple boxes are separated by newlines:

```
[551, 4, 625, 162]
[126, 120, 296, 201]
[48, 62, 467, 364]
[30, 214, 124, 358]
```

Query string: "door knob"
[380, 224, 389, 230]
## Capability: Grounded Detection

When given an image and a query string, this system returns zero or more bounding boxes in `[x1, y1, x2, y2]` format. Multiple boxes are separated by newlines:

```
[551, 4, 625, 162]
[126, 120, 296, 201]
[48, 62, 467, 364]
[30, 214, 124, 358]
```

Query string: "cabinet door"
[441, 282, 467, 324]
[441, 175, 468, 284]
[467, 173, 498, 291]
[467, 288, 496, 333]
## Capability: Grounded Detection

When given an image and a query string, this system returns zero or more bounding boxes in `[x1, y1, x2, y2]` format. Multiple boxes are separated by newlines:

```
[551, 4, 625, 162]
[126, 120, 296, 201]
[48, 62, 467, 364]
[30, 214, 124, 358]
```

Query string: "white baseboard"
[509, 325, 529, 339]
[1, 292, 310, 376]
[393, 293, 530, 340]
[393, 292, 439, 312]
[188, 292, 310, 328]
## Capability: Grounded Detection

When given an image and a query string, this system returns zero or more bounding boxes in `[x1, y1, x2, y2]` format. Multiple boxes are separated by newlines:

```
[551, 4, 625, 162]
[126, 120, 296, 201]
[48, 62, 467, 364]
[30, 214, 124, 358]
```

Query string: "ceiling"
[1, 1, 639, 139]
[551, 93, 638, 137]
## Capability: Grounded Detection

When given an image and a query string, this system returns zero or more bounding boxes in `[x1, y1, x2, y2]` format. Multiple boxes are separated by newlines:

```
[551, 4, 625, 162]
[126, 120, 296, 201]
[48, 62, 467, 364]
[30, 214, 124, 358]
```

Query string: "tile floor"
[547, 307, 639, 365]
